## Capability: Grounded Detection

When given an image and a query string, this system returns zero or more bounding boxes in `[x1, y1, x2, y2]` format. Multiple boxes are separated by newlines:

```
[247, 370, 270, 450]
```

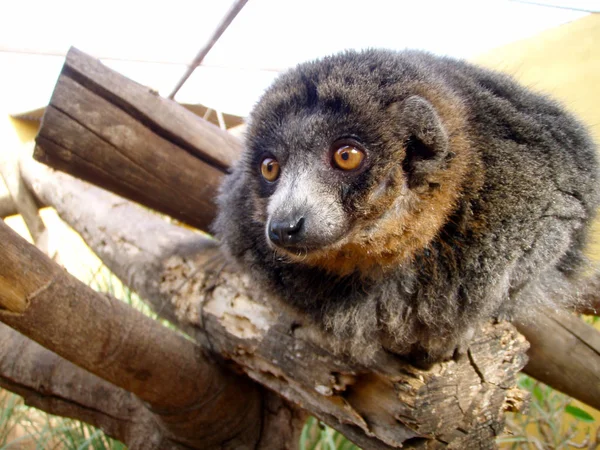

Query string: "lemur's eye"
[260, 157, 280, 182]
[332, 145, 365, 171]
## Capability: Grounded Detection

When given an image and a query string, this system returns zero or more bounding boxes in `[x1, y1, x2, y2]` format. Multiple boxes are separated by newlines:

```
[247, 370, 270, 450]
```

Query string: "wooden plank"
[64, 47, 242, 169]
[35, 72, 224, 231]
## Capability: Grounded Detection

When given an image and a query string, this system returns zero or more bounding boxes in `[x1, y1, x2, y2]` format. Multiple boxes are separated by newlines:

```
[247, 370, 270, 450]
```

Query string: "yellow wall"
[475, 13, 600, 144]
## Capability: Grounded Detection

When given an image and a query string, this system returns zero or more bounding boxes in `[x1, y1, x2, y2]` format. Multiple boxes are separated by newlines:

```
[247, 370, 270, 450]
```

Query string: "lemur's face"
[240, 55, 466, 276]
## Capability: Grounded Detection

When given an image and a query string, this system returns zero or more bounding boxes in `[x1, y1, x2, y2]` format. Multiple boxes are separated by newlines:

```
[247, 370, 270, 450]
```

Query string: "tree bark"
[515, 311, 600, 411]
[0, 159, 48, 251]
[17, 157, 530, 449]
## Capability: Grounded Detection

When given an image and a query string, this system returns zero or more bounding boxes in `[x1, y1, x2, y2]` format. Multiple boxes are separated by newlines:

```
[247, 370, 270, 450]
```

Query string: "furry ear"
[398, 96, 449, 187]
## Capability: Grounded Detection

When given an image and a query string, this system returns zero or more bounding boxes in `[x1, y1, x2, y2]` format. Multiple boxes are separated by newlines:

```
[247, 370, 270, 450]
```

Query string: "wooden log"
[35, 47, 242, 231]
[63, 47, 241, 169]
[0, 323, 169, 450]
[20, 157, 530, 449]
[515, 311, 600, 410]
[0, 218, 270, 449]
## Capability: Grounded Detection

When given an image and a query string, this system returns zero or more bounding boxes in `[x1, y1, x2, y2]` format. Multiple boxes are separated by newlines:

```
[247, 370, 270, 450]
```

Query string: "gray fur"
[213, 49, 599, 364]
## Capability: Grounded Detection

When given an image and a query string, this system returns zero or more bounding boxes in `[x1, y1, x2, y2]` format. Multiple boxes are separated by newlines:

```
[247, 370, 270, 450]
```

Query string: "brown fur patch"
[302, 87, 478, 278]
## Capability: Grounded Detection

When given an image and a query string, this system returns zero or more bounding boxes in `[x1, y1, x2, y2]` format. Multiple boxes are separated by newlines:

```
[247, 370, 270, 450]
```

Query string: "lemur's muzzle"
[268, 217, 305, 248]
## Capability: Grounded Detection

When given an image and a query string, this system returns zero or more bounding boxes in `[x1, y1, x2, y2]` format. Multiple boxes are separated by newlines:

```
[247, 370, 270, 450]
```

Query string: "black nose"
[268, 217, 305, 247]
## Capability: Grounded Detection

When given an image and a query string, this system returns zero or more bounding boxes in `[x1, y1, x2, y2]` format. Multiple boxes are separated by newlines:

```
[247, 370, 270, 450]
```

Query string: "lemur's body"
[215, 50, 599, 362]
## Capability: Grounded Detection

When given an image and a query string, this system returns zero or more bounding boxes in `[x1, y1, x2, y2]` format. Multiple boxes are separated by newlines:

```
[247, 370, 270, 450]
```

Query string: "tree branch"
[515, 311, 600, 410]
[0, 323, 168, 450]
[0, 217, 268, 449]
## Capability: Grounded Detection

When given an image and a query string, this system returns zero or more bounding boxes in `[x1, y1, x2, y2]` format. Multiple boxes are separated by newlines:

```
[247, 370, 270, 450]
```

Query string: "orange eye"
[260, 157, 280, 182]
[332, 145, 365, 171]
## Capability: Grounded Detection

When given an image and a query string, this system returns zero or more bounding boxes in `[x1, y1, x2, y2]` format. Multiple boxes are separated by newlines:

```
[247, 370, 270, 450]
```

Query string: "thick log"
[0, 324, 168, 450]
[0, 218, 269, 449]
[20, 157, 529, 449]
[35, 47, 242, 231]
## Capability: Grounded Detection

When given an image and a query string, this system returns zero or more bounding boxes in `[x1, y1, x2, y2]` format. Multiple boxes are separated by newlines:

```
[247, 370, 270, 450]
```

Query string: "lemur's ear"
[398, 96, 449, 187]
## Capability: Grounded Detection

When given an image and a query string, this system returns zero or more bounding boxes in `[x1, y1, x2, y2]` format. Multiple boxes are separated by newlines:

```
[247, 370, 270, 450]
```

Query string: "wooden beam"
[64, 47, 242, 169]
[35, 48, 242, 231]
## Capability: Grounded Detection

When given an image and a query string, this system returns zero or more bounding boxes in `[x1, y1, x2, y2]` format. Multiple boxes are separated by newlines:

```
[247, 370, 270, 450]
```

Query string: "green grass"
[0, 390, 29, 449]
[300, 417, 359, 450]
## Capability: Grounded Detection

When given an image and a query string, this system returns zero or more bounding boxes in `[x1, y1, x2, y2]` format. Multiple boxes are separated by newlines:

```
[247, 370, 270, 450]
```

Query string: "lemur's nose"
[268, 217, 305, 247]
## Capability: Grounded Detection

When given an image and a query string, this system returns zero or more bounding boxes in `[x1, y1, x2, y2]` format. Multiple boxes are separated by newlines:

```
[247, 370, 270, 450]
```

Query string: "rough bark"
[19, 157, 530, 449]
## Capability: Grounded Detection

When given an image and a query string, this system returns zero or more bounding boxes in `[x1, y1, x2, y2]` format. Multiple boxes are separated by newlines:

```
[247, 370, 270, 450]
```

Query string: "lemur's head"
[218, 50, 471, 277]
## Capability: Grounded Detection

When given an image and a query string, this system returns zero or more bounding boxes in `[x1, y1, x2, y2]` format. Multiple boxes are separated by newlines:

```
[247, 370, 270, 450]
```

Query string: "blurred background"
[0, 1, 599, 448]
